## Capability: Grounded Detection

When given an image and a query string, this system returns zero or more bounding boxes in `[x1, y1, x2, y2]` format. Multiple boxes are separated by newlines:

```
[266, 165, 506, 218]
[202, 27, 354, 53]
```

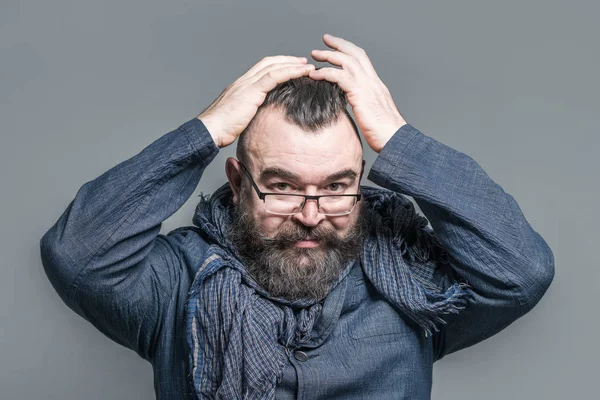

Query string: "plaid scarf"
[185, 183, 471, 399]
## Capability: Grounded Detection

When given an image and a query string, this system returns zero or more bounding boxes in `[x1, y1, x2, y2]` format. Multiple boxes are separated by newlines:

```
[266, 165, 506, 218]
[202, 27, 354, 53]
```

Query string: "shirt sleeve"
[367, 123, 555, 361]
[39, 118, 219, 362]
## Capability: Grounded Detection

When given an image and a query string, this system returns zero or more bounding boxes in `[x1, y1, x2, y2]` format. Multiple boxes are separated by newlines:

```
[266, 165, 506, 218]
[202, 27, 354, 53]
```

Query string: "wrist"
[197, 114, 223, 148]
[373, 119, 408, 153]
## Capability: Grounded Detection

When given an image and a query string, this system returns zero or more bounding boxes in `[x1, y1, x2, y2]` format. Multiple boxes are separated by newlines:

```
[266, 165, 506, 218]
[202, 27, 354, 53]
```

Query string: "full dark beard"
[228, 197, 368, 302]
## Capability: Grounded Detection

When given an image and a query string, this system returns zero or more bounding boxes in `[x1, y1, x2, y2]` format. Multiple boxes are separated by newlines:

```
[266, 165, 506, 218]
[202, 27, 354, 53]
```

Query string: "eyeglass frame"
[237, 160, 363, 216]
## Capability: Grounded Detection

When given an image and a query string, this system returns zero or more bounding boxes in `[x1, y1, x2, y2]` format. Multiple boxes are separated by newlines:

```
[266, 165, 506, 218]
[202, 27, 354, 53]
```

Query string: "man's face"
[227, 106, 366, 302]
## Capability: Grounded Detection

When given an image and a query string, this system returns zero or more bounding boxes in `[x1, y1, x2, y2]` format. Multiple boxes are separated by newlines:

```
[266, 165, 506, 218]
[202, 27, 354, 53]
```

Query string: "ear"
[225, 157, 243, 205]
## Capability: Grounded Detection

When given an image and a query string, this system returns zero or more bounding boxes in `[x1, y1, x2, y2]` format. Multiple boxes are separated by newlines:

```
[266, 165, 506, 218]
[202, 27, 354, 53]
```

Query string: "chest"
[274, 264, 435, 400]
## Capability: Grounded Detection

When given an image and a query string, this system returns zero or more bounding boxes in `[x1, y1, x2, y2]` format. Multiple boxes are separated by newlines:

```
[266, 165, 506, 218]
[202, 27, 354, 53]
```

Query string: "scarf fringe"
[361, 187, 472, 337]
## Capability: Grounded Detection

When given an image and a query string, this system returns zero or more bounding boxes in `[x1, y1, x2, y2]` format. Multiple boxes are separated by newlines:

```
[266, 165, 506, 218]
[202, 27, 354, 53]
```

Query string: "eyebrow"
[259, 167, 358, 183]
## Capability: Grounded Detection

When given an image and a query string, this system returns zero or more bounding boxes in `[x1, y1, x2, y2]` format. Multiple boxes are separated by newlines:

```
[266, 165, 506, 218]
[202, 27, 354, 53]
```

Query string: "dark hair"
[236, 75, 362, 164]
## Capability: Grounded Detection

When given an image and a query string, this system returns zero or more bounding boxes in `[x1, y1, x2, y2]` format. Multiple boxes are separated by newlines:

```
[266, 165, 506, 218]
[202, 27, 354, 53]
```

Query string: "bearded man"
[40, 34, 554, 399]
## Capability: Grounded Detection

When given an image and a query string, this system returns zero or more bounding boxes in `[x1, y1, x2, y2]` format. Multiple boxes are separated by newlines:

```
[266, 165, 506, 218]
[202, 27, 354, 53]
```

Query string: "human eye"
[325, 182, 347, 193]
[270, 182, 293, 192]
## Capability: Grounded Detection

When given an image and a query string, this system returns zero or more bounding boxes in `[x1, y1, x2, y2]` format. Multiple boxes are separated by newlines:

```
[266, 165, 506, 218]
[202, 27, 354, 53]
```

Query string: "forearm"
[40, 117, 219, 303]
[368, 124, 555, 313]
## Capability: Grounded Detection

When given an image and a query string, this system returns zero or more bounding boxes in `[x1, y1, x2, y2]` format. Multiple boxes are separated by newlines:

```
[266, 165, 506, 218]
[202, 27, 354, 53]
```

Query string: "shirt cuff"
[177, 117, 220, 162]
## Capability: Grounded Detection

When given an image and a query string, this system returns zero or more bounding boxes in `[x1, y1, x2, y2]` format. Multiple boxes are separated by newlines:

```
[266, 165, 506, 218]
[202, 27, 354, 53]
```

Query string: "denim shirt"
[40, 118, 555, 399]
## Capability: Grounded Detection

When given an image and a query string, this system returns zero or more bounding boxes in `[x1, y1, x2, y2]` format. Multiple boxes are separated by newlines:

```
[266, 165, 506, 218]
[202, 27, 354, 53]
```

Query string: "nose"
[291, 198, 326, 227]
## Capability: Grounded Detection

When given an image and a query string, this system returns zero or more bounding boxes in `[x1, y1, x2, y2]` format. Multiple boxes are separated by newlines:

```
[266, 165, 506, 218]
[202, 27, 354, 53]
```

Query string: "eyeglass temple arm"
[238, 161, 267, 200]
[359, 160, 365, 184]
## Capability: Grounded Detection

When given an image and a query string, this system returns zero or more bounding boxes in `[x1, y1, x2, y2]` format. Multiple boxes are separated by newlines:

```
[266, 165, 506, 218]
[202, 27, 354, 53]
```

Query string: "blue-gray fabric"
[40, 117, 555, 399]
[186, 183, 470, 399]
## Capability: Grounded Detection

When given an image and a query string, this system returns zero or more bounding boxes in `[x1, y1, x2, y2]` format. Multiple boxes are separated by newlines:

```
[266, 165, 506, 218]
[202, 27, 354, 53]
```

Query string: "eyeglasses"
[238, 161, 362, 216]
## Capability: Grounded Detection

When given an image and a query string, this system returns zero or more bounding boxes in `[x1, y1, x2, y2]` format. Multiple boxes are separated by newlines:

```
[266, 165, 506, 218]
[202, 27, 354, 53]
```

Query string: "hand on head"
[197, 34, 406, 153]
[197, 56, 315, 148]
[309, 34, 407, 153]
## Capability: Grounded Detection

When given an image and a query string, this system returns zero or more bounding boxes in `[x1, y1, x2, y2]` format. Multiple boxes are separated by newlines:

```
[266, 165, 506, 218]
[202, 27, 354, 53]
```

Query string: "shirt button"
[294, 351, 309, 362]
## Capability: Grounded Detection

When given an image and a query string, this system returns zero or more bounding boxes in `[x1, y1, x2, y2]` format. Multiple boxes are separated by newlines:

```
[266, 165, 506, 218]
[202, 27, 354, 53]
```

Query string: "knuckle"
[261, 72, 276, 84]
[263, 55, 281, 62]
[258, 56, 271, 65]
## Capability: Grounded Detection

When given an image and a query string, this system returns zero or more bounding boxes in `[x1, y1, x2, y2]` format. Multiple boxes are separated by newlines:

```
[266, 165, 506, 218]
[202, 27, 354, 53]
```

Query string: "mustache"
[263, 223, 339, 247]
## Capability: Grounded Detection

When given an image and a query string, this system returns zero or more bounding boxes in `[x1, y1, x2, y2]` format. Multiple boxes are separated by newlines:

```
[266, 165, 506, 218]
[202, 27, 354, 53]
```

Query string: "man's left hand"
[309, 34, 407, 153]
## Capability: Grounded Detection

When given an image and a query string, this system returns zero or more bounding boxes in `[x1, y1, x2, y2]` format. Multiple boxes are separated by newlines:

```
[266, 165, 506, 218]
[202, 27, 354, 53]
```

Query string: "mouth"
[295, 237, 320, 248]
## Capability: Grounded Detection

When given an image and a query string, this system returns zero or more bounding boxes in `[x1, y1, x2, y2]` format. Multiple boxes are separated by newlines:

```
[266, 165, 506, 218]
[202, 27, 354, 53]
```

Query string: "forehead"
[245, 107, 363, 181]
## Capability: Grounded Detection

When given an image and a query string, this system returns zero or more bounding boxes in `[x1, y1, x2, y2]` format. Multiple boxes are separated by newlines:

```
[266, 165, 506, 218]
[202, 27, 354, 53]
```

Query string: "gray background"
[0, 0, 595, 398]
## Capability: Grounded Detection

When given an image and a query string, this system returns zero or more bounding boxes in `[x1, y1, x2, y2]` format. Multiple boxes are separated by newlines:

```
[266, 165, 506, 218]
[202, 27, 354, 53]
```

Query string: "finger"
[254, 64, 316, 92]
[321, 34, 377, 77]
[244, 56, 307, 78]
[310, 49, 362, 75]
[249, 62, 316, 84]
[308, 67, 354, 93]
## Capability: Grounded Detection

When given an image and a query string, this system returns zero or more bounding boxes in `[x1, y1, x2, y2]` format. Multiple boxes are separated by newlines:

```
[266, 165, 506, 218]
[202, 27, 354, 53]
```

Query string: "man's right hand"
[197, 56, 315, 148]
